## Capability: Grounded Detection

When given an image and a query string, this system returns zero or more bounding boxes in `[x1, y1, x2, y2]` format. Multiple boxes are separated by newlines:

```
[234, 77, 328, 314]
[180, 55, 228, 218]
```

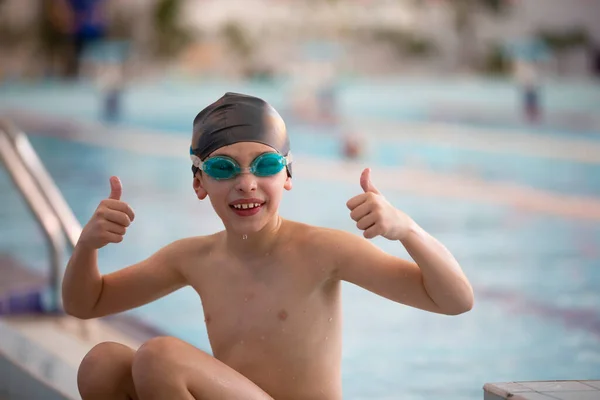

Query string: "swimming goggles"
[190, 148, 293, 180]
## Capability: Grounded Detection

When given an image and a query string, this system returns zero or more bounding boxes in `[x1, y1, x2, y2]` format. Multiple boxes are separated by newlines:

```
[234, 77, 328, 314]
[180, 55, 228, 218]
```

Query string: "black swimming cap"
[190, 92, 292, 176]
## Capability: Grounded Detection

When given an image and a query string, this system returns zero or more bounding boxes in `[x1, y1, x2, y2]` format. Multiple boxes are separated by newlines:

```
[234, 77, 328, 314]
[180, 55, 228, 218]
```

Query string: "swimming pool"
[1, 79, 599, 399]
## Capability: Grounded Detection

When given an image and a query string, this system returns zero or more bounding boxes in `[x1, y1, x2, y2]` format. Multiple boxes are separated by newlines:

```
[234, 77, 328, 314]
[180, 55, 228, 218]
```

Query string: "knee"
[132, 336, 182, 389]
[132, 336, 180, 375]
[78, 342, 134, 397]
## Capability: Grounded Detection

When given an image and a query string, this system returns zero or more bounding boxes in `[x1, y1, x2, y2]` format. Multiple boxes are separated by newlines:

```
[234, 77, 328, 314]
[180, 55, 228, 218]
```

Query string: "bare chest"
[188, 256, 338, 357]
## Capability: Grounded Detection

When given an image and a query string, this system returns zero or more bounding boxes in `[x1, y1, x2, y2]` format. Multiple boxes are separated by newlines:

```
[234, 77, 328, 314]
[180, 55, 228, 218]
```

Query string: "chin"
[235, 220, 266, 234]
[222, 215, 266, 234]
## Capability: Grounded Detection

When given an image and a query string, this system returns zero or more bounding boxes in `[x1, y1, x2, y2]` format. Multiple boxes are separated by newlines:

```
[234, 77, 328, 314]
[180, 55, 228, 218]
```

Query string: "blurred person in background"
[341, 133, 365, 161]
[592, 43, 600, 79]
[42, 0, 108, 79]
[513, 59, 542, 123]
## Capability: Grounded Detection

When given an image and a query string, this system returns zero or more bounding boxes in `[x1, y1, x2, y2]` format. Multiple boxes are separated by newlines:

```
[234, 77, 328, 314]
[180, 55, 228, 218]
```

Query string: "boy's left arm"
[334, 168, 473, 315]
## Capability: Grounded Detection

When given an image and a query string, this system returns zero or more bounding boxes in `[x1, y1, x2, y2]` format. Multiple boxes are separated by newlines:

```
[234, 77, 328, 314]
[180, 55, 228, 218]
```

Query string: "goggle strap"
[190, 153, 202, 168]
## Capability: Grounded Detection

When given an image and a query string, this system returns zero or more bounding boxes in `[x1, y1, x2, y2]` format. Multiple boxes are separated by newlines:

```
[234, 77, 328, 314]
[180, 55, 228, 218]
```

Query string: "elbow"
[444, 287, 474, 316]
[61, 289, 82, 318]
[68, 311, 95, 320]
[61, 277, 102, 320]
[444, 301, 473, 316]
[62, 290, 96, 319]
[62, 301, 95, 320]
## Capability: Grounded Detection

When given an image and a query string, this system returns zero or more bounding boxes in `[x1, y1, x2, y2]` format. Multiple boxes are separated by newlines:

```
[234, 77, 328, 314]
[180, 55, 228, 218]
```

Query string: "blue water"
[2, 77, 600, 135]
[1, 80, 600, 399]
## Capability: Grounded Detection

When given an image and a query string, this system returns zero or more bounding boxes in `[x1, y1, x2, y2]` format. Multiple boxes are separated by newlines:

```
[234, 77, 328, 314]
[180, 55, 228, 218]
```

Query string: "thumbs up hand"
[78, 176, 136, 250]
[346, 168, 412, 240]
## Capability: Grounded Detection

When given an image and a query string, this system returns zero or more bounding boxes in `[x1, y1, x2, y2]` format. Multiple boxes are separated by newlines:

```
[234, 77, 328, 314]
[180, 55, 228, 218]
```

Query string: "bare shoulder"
[167, 233, 219, 255]
[280, 219, 342, 247]
[281, 220, 373, 269]
[287, 221, 366, 252]
[166, 233, 222, 272]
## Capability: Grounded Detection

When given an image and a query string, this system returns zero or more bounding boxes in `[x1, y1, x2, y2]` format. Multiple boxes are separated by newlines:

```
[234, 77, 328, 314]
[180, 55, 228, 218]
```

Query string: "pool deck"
[484, 381, 600, 400]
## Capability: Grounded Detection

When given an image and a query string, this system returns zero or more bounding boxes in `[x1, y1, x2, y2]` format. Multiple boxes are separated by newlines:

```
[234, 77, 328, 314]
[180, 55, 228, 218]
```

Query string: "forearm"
[62, 244, 103, 318]
[401, 220, 473, 315]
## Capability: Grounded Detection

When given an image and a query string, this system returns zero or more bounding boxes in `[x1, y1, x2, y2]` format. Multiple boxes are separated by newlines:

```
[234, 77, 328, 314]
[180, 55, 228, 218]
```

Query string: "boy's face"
[193, 142, 292, 234]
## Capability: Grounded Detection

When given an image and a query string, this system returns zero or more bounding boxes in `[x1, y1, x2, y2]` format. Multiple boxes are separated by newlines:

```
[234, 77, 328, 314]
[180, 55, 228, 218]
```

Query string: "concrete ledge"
[0, 319, 76, 399]
[0, 355, 74, 400]
[484, 381, 600, 400]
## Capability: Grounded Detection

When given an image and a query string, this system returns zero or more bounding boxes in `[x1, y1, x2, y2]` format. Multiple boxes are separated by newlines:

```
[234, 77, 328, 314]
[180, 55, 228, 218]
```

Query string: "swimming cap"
[190, 92, 292, 177]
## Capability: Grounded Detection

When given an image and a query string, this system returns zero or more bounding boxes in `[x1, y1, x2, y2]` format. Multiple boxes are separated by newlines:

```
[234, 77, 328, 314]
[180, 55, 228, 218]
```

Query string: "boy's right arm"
[62, 176, 188, 319]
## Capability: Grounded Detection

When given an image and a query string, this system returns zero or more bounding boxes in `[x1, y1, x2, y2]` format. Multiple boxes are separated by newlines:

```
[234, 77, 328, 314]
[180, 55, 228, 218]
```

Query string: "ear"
[283, 174, 292, 191]
[193, 173, 208, 200]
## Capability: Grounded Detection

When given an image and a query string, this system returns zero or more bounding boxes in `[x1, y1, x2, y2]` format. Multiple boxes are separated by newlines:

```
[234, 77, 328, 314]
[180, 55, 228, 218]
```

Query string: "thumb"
[360, 168, 380, 194]
[109, 176, 122, 200]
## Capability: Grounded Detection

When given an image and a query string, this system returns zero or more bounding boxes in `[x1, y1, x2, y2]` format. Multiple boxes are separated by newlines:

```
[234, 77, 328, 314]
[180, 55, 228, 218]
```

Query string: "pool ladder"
[0, 119, 82, 315]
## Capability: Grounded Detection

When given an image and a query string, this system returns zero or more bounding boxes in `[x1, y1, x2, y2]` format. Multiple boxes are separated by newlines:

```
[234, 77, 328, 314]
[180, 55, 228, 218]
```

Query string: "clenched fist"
[78, 176, 135, 250]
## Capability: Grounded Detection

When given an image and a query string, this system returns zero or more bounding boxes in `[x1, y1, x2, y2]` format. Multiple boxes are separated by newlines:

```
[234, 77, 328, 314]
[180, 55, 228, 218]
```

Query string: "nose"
[235, 172, 257, 193]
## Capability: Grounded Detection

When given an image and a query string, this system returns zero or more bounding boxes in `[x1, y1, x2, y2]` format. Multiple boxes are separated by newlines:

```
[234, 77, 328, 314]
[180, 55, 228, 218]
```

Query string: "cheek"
[263, 178, 286, 207]
[205, 184, 230, 210]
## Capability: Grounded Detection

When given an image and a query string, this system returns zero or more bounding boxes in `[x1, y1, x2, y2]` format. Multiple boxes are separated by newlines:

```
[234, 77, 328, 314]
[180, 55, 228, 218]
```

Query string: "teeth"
[233, 203, 261, 210]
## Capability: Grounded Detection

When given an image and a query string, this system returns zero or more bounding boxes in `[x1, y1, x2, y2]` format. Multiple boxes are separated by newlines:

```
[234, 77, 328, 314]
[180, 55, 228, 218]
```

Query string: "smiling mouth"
[230, 202, 263, 210]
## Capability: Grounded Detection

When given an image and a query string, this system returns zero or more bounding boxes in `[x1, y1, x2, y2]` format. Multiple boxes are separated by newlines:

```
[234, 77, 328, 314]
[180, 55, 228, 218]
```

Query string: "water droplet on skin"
[328, 317, 333, 322]
[242, 234, 248, 240]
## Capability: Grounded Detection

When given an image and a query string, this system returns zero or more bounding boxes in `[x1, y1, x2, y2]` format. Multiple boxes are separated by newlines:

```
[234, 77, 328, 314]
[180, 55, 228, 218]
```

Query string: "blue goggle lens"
[203, 157, 240, 179]
[253, 153, 286, 177]
[202, 152, 287, 180]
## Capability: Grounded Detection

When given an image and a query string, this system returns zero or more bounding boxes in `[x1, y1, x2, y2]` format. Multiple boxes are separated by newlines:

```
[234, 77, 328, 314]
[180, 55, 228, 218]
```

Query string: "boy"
[63, 93, 473, 400]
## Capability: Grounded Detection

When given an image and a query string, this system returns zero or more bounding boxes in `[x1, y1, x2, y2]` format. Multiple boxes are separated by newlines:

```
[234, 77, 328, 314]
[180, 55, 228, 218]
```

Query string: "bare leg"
[78, 342, 138, 400]
[131, 336, 273, 400]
